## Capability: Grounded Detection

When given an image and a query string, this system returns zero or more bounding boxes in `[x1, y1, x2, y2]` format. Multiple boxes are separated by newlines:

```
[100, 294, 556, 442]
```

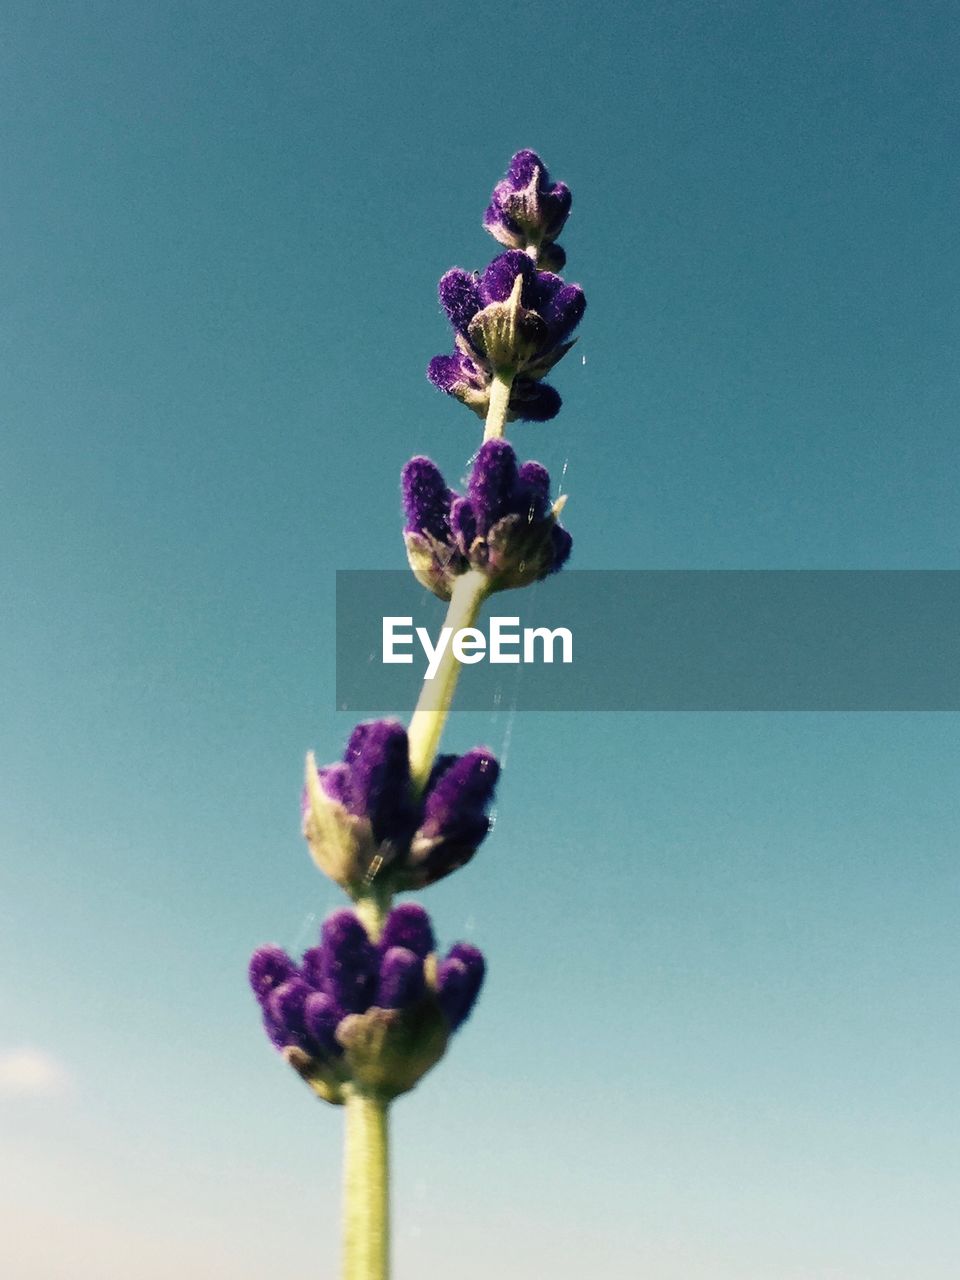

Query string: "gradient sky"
[2, 2, 960, 1277]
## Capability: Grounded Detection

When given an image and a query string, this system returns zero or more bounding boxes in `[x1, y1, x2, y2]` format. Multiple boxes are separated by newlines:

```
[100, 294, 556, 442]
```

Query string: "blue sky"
[2, 1, 959, 1276]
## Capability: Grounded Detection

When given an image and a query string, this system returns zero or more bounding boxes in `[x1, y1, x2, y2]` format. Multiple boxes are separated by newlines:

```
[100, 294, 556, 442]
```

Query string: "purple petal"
[489, 153, 572, 242]
[376, 946, 426, 1009]
[479, 251, 535, 305]
[421, 748, 499, 840]
[541, 282, 586, 345]
[540, 242, 566, 272]
[438, 268, 481, 333]
[300, 944, 325, 990]
[482, 199, 523, 243]
[402, 456, 453, 540]
[509, 380, 562, 422]
[538, 183, 571, 238]
[266, 977, 313, 1049]
[249, 946, 297, 1004]
[261, 1006, 288, 1050]
[427, 353, 468, 394]
[303, 991, 342, 1056]
[408, 834, 485, 886]
[468, 440, 519, 533]
[423, 752, 457, 791]
[448, 941, 485, 967]
[436, 944, 486, 1031]
[315, 761, 352, 812]
[343, 719, 416, 846]
[526, 269, 564, 317]
[449, 497, 477, 554]
[507, 149, 543, 188]
[320, 909, 378, 1013]
[378, 903, 436, 958]
[516, 461, 552, 520]
[484, 152, 571, 261]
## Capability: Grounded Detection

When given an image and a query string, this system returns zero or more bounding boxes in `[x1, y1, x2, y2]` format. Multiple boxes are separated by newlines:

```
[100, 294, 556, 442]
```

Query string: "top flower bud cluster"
[428, 150, 586, 423]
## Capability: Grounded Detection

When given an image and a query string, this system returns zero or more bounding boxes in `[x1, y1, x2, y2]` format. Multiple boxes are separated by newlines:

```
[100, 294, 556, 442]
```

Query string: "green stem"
[343, 1089, 390, 1280]
[354, 885, 391, 943]
[483, 370, 513, 441]
[407, 567, 489, 793]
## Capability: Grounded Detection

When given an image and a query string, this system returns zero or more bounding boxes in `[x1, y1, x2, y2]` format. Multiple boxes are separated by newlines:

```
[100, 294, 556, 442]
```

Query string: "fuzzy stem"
[407, 567, 489, 793]
[483, 371, 513, 441]
[343, 1089, 390, 1280]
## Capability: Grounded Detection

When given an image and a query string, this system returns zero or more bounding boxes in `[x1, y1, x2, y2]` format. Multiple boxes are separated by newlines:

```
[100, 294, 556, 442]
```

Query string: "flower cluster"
[428, 250, 585, 423]
[250, 904, 484, 1103]
[428, 150, 585, 423]
[483, 148, 571, 271]
[302, 718, 499, 894]
[402, 438, 571, 598]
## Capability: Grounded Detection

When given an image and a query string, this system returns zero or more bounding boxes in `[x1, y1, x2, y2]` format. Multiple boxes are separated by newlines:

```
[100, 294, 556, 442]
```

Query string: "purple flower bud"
[376, 946, 426, 1010]
[436, 943, 486, 1031]
[421, 750, 499, 841]
[309, 720, 415, 844]
[449, 497, 477, 550]
[304, 720, 499, 893]
[402, 456, 453, 542]
[248, 945, 297, 1003]
[508, 148, 541, 186]
[315, 761, 352, 811]
[478, 250, 536, 305]
[303, 718, 428, 893]
[320, 909, 378, 1013]
[266, 977, 313, 1049]
[300, 944, 325, 990]
[426, 352, 471, 395]
[378, 902, 436, 958]
[402, 459, 469, 597]
[426, 352, 489, 417]
[510, 378, 562, 422]
[426, 352, 562, 424]
[261, 1006, 288, 1051]
[468, 439, 520, 535]
[343, 720, 418, 848]
[539, 242, 566, 273]
[429, 247, 584, 400]
[517, 460, 551, 519]
[540, 281, 586, 346]
[438, 269, 482, 334]
[483, 150, 572, 256]
[303, 991, 342, 1057]
[402, 441, 571, 597]
[249, 905, 483, 1100]
[406, 750, 499, 887]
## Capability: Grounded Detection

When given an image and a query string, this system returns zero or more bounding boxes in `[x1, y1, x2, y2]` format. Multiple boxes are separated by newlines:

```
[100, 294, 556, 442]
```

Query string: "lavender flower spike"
[248, 904, 486, 1102]
[402, 440, 572, 599]
[302, 719, 499, 894]
[484, 149, 572, 272]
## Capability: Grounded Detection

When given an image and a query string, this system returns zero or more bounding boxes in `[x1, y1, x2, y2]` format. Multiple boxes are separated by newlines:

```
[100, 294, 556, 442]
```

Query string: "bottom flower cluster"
[249, 904, 484, 1103]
